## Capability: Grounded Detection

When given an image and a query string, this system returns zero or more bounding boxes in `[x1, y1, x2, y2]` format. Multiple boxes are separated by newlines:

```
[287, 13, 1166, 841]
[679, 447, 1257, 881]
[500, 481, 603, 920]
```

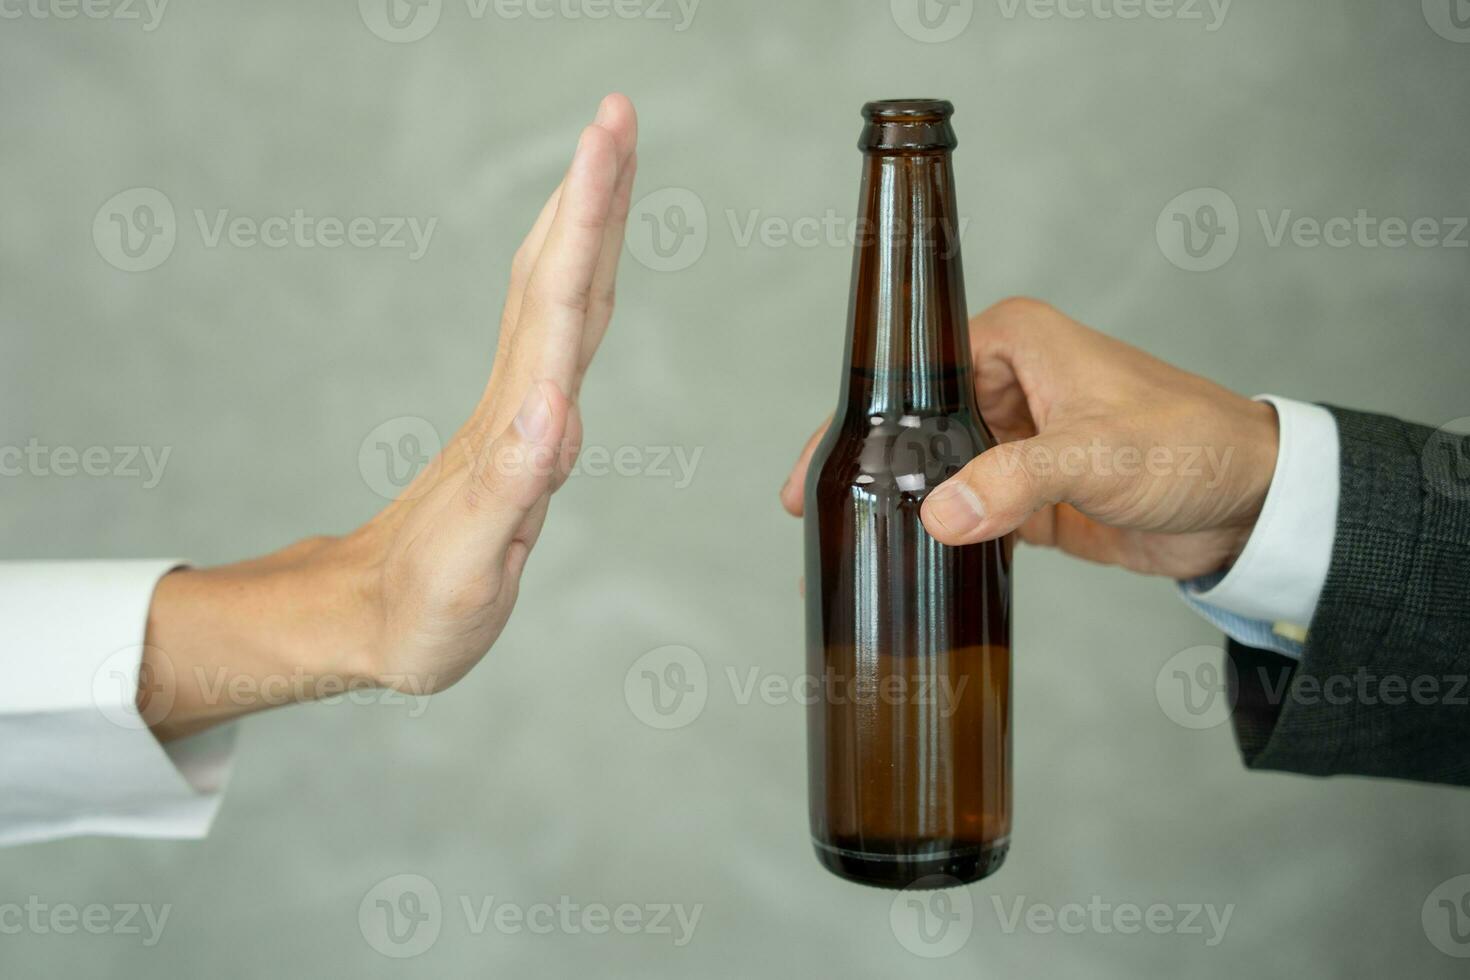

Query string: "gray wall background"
[3, 1, 1469, 976]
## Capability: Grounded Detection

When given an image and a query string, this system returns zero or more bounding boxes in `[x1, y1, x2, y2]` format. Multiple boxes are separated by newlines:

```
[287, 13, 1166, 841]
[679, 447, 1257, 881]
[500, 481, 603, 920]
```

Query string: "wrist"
[1229, 397, 1282, 537]
[1182, 397, 1339, 627]
[141, 537, 384, 740]
[273, 535, 386, 691]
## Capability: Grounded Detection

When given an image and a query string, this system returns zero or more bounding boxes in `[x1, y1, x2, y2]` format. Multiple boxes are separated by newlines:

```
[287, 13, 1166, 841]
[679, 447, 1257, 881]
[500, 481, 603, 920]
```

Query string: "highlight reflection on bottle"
[804, 100, 1012, 889]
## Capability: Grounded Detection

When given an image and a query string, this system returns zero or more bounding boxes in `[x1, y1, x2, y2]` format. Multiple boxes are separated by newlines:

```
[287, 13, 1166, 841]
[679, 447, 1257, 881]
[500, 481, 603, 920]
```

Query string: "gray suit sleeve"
[1225, 406, 1470, 786]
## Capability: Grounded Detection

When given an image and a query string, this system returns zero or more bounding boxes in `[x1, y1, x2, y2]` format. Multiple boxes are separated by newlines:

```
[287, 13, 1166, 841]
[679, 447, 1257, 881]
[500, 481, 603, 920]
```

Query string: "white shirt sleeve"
[1179, 396, 1341, 660]
[0, 560, 236, 847]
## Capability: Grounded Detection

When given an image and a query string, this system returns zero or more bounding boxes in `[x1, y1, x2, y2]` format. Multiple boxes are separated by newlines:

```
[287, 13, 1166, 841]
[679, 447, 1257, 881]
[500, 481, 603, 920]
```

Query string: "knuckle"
[993, 443, 1047, 500]
[990, 295, 1055, 323]
[552, 281, 593, 315]
[593, 281, 616, 313]
[570, 207, 608, 235]
[462, 450, 518, 513]
[459, 482, 504, 518]
[579, 124, 618, 163]
[527, 277, 592, 317]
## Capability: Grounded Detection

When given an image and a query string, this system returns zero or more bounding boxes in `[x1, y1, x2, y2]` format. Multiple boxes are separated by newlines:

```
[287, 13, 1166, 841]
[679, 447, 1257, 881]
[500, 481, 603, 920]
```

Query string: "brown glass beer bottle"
[803, 100, 1012, 889]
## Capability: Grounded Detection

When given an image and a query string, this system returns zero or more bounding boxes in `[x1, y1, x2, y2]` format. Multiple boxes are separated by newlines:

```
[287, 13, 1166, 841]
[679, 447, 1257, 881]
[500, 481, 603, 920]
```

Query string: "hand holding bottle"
[783, 297, 1282, 581]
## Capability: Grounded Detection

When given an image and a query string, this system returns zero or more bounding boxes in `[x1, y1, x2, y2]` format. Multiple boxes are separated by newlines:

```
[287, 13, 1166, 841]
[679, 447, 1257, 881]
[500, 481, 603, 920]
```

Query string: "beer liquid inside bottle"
[803, 100, 1012, 889]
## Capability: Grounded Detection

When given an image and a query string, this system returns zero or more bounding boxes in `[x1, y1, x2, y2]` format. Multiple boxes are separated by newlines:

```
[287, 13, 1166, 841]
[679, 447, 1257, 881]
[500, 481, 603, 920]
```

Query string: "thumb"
[921, 432, 1084, 545]
[454, 379, 570, 559]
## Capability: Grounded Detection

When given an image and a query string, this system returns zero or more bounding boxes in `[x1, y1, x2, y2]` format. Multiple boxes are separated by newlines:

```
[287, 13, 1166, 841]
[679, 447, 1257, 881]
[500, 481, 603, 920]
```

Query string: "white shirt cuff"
[0, 560, 236, 847]
[1180, 397, 1340, 656]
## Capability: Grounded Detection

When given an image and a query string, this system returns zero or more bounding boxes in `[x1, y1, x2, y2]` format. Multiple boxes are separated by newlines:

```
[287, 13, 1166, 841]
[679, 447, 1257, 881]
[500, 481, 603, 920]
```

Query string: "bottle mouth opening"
[862, 99, 955, 123]
[859, 100, 957, 152]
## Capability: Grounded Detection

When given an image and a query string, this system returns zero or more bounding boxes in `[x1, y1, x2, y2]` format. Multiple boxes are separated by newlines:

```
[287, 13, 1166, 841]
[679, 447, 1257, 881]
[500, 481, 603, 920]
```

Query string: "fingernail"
[514, 384, 551, 442]
[594, 96, 613, 126]
[925, 483, 985, 535]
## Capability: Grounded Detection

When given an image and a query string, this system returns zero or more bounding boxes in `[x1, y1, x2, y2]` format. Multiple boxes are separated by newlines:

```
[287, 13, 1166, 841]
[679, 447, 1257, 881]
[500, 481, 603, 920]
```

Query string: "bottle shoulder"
[810, 410, 992, 499]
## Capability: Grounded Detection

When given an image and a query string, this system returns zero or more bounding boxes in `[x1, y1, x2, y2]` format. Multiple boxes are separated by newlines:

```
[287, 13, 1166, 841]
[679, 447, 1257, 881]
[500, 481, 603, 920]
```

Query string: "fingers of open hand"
[497, 184, 565, 361]
[579, 96, 639, 388]
[487, 95, 637, 428]
[507, 116, 626, 408]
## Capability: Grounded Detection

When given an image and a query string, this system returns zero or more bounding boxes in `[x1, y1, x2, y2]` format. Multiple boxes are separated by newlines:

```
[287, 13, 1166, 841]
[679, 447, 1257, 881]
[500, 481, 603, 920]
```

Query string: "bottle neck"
[838, 148, 973, 419]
